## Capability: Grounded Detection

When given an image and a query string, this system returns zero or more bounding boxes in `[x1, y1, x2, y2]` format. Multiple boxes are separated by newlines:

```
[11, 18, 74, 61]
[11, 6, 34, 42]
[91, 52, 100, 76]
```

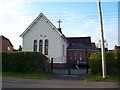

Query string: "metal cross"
[57, 19, 62, 28]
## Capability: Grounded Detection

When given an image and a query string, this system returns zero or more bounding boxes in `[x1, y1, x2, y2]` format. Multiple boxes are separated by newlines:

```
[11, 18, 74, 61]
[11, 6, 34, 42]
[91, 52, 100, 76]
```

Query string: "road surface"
[2, 77, 119, 88]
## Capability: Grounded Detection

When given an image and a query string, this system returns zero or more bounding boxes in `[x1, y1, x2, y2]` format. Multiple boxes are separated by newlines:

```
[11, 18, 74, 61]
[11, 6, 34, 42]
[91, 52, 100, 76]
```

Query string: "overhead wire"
[0, 11, 118, 23]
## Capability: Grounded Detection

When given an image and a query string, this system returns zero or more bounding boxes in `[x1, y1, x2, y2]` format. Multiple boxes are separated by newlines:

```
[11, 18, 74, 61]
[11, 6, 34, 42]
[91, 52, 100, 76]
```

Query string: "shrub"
[2, 52, 50, 73]
[89, 51, 118, 75]
[106, 52, 117, 75]
[89, 52, 102, 75]
[116, 50, 120, 77]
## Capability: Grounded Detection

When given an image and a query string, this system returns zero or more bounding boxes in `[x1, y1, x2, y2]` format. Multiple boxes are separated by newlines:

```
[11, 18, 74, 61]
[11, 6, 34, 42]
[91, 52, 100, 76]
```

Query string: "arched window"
[39, 40, 43, 53]
[33, 40, 37, 52]
[45, 39, 48, 55]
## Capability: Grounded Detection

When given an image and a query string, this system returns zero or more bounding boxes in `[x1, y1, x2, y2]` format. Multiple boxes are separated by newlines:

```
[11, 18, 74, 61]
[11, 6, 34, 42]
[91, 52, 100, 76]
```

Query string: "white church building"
[20, 13, 69, 64]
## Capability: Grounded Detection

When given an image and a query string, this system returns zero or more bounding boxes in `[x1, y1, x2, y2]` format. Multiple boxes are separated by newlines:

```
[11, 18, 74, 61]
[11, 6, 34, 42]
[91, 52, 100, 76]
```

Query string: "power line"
[0, 12, 117, 24]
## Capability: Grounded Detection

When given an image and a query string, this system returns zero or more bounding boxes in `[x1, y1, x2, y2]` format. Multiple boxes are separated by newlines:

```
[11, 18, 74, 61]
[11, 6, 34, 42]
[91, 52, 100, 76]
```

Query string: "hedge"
[89, 52, 102, 75]
[2, 52, 50, 73]
[116, 50, 120, 77]
[89, 51, 119, 75]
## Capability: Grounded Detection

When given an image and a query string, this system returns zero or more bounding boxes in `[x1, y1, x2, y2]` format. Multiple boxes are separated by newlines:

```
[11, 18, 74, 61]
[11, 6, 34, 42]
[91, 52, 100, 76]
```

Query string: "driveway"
[53, 68, 87, 75]
[2, 77, 119, 88]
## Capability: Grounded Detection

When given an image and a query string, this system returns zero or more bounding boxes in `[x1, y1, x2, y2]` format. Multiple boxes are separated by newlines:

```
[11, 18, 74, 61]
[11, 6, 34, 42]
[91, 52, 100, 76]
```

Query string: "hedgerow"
[2, 52, 50, 73]
[89, 51, 118, 75]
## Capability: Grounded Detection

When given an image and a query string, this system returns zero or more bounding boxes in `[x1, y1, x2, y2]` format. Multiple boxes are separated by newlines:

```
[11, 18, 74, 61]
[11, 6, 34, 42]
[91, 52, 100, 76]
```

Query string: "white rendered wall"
[22, 16, 68, 63]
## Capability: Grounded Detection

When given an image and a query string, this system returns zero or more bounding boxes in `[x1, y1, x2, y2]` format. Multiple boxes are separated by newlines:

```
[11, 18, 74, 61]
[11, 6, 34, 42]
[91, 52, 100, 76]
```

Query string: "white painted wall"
[22, 16, 68, 63]
[60, 36, 68, 63]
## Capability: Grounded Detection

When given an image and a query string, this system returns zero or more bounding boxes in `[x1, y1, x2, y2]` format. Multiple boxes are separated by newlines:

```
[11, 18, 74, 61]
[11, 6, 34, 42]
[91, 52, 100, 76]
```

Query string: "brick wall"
[53, 63, 67, 69]
[0, 37, 13, 52]
[66, 49, 98, 64]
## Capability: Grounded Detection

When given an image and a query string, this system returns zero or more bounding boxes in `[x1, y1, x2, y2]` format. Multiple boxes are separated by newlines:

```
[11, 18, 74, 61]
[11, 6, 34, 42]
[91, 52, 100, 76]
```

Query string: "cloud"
[1, 0, 117, 2]
[103, 19, 118, 49]
[63, 11, 117, 49]
[0, 0, 36, 49]
[0, 1, 118, 49]
[0, 15, 37, 49]
[63, 12, 87, 22]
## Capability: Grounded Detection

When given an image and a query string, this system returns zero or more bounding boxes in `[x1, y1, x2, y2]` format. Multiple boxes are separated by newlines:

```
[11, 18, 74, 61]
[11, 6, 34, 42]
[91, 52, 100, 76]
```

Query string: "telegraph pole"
[98, 0, 106, 78]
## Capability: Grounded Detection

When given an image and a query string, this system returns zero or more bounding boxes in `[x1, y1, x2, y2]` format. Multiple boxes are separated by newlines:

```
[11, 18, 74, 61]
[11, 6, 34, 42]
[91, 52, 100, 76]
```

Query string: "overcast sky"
[0, 0, 119, 49]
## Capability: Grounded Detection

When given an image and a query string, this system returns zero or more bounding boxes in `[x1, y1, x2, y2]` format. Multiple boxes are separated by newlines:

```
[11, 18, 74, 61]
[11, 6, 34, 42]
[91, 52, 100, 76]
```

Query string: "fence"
[51, 56, 89, 75]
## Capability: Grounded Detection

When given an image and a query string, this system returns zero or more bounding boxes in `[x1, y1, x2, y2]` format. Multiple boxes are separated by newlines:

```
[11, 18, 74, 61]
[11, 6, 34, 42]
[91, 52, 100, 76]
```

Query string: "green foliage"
[3, 71, 53, 80]
[89, 51, 119, 75]
[86, 74, 119, 82]
[116, 49, 120, 62]
[2, 52, 50, 73]
[116, 50, 120, 77]
[106, 52, 117, 75]
[89, 52, 102, 75]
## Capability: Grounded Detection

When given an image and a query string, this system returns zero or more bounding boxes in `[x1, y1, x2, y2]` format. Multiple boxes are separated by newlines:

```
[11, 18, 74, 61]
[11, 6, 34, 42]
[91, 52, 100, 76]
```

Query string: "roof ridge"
[20, 12, 62, 37]
[66, 36, 91, 38]
[0, 35, 13, 47]
[20, 13, 68, 43]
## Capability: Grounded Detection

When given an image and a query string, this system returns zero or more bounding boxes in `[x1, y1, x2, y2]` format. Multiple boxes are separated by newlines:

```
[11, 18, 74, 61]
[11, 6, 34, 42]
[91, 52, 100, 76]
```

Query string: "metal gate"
[50, 57, 89, 75]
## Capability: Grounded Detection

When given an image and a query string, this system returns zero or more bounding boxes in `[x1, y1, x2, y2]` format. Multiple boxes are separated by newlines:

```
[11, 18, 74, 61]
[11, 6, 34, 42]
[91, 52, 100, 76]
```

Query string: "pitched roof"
[0, 35, 13, 47]
[20, 13, 68, 43]
[66, 37, 92, 49]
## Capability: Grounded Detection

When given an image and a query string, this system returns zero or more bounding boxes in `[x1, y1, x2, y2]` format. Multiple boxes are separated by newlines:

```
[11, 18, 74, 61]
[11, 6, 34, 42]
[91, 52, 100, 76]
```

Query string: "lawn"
[86, 74, 119, 82]
[2, 72, 53, 80]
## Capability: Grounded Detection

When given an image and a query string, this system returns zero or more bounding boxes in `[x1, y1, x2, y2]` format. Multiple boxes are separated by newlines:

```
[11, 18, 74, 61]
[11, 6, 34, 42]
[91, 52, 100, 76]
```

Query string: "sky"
[0, 0, 119, 50]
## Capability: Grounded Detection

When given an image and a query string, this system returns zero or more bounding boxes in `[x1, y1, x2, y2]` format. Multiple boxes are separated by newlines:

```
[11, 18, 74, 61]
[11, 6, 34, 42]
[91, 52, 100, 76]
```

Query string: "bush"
[89, 51, 118, 75]
[106, 52, 117, 75]
[2, 52, 50, 73]
[116, 50, 120, 77]
[89, 52, 102, 75]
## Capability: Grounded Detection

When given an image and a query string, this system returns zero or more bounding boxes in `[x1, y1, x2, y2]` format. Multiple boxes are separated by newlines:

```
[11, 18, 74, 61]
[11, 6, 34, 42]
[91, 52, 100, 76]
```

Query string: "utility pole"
[98, 0, 106, 78]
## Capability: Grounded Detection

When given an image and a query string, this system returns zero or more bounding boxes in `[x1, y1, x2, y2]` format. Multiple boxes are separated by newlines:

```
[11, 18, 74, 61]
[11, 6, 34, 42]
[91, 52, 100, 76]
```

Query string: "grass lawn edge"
[2, 71, 53, 80]
[85, 74, 119, 82]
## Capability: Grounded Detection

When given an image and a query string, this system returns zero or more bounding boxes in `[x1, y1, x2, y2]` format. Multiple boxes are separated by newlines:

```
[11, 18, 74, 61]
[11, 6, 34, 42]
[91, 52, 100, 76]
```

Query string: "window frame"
[33, 40, 37, 52]
[45, 39, 48, 55]
[39, 40, 43, 53]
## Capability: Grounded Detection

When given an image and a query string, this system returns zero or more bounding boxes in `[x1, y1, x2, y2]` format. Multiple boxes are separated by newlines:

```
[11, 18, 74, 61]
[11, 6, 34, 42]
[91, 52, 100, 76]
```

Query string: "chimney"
[58, 28, 62, 34]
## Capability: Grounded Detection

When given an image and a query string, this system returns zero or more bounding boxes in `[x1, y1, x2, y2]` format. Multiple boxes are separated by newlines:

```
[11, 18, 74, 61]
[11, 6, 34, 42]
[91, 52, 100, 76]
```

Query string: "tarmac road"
[2, 77, 119, 88]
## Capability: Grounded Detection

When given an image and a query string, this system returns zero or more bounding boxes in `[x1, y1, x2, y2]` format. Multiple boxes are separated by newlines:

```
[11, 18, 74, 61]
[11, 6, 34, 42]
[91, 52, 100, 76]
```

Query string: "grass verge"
[0, 72, 2, 76]
[86, 74, 119, 82]
[2, 72, 53, 80]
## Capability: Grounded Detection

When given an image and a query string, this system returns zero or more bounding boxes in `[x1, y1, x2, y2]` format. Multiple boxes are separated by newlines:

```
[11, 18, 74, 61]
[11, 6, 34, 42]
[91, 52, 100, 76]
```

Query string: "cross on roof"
[57, 19, 62, 28]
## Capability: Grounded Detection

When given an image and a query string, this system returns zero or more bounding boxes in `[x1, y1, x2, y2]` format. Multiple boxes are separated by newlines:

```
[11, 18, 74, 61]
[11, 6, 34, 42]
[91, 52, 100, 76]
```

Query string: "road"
[2, 77, 119, 88]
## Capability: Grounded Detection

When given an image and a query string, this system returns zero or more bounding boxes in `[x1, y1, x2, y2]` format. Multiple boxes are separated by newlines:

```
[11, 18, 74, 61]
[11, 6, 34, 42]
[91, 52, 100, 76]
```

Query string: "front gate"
[51, 57, 89, 75]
